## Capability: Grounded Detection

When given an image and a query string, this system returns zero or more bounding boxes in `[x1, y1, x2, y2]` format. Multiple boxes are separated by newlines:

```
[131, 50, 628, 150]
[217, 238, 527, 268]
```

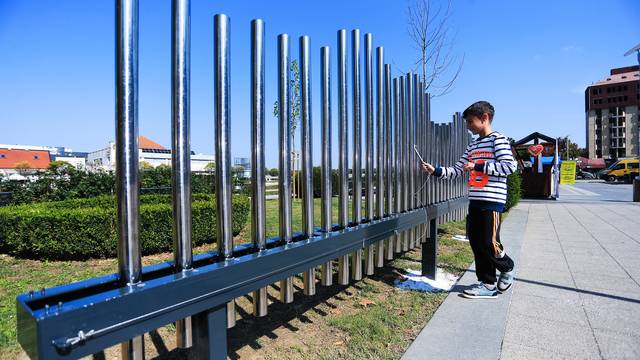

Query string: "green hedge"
[0, 194, 249, 260]
[505, 172, 522, 211]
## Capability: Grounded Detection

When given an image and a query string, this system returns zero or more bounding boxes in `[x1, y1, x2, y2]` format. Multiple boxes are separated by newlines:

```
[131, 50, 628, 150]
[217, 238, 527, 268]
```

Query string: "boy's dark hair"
[463, 101, 495, 121]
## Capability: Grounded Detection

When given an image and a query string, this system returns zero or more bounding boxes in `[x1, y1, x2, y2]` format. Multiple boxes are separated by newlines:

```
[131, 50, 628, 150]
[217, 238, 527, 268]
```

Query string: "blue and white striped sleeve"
[434, 147, 469, 180]
[482, 135, 517, 177]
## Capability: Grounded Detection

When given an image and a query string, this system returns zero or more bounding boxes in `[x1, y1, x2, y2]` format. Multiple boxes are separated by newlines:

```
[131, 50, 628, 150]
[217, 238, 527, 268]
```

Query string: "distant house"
[0, 144, 87, 173]
[87, 136, 215, 172]
[0, 148, 51, 177]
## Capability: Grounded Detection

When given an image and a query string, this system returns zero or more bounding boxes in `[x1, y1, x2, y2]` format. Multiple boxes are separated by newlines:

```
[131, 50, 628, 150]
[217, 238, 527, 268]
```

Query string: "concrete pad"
[508, 292, 588, 327]
[593, 329, 640, 359]
[502, 313, 600, 359]
[500, 341, 577, 360]
[582, 296, 640, 337]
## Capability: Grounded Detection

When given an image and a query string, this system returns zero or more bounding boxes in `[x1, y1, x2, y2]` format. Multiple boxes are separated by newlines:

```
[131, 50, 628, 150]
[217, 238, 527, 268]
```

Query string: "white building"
[87, 136, 215, 172]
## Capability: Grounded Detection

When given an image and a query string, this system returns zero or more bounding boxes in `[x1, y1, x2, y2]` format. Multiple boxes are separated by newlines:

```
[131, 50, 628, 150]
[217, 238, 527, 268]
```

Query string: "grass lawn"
[0, 198, 472, 359]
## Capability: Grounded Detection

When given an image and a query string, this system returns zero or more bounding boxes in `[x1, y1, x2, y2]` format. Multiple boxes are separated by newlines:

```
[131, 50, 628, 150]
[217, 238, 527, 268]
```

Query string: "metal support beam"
[421, 218, 438, 279]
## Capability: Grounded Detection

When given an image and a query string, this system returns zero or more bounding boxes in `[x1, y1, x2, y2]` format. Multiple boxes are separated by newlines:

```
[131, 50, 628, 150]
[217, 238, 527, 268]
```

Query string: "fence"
[15, 1, 470, 359]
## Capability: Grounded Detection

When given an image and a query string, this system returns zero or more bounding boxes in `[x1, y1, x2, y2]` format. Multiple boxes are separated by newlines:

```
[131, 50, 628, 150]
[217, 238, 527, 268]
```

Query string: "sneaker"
[462, 283, 498, 299]
[497, 270, 514, 292]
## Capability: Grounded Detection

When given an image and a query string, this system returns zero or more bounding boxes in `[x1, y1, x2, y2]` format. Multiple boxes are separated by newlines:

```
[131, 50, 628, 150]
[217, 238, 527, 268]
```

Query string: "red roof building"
[0, 149, 51, 169]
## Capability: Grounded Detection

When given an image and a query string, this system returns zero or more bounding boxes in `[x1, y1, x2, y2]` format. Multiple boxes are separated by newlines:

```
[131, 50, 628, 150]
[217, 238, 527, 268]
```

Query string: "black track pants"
[466, 206, 514, 284]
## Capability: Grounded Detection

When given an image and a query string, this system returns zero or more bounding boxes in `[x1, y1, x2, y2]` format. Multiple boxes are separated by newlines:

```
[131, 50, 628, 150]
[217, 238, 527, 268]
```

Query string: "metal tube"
[116, 0, 143, 357]
[400, 75, 409, 252]
[384, 64, 394, 260]
[393, 77, 402, 254]
[171, 0, 193, 348]
[351, 29, 363, 281]
[364, 33, 374, 222]
[250, 19, 268, 317]
[214, 14, 236, 328]
[412, 75, 419, 245]
[363, 33, 375, 275]
[375, 47, 385, 268]
[277, 33, 294, 303]
[320, 45, 333, 287]
[300, 36, 316, 296]
[337, 29, 350, 285]
[406, 73, 415, 249]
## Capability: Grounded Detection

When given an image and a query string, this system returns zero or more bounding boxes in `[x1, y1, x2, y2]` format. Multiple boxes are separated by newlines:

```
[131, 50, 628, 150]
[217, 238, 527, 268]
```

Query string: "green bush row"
[505, 172, 522, 211]
[0, 194, 249, 260]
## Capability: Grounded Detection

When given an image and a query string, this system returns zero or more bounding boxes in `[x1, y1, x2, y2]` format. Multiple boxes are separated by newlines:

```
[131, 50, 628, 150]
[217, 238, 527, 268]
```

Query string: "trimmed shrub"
[0, 194, 249, 260]
[505, 172, 522, 211]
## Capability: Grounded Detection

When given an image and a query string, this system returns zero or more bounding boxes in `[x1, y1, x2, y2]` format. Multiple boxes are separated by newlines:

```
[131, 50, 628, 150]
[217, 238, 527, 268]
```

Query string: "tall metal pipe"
[414, 75, 421, 245]
[300, 36, 316, 296]
[375, 47, 385, 268]
[171, 0, 193, 348]
[406, 73, 415, 249]
[363, 33, 375, 276]
[393, 77, 402, 253]
[400, 75, 409, 252]
[337, 29, 350, 285]
[320, 45, 333, 287]
[116, 0, 143, 357]
[277, 33, 294, 303]
[351, 29, 363, 281]
[384, 64, 394, 260]
[214, 14, 236, 328]
[250, 19, 268, 318]
[364, 34, 374, 222]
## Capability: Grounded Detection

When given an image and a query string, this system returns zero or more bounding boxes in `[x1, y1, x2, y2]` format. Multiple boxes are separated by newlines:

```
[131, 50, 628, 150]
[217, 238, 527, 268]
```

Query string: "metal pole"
[278, 34, 294, 303]
[400, 75, 409, 252]
[116, 0, 144, 357]
[337, 29, 350, 285]
[214, 14, 236, 328]
[384, 64, 394, 260]
[375, 46, 385, 268]
[393, 77, 402, 254]
[320, 45, 333, 287]
[171, 0, 193, 348]
[412, 75, 419, 244]
[351, 29, 363, 281]
[363, 33, 375, 276]
[250, 19, 268, 318]
[406, 73, 415, 249]
[300, 36, 316, 296]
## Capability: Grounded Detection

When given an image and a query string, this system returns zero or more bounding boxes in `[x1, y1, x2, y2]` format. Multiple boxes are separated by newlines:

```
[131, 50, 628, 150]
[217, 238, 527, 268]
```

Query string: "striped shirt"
[434, 131, 517, 212]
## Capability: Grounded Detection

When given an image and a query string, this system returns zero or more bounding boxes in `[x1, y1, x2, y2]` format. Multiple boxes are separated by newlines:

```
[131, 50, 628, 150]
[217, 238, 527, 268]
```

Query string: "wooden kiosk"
[512, 132, 560, 199]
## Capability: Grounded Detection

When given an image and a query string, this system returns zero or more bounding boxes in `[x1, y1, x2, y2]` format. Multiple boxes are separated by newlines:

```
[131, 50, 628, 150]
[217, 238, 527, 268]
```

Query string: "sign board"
[560, 160, 576, 185]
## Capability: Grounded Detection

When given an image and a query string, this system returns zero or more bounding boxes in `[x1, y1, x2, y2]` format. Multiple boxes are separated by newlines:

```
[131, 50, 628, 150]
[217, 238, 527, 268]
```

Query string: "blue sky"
[1, 0, 639, 167]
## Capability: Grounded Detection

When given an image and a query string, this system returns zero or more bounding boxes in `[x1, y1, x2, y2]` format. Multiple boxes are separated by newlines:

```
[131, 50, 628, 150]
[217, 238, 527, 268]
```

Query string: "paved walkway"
[402, 190, 640, 359]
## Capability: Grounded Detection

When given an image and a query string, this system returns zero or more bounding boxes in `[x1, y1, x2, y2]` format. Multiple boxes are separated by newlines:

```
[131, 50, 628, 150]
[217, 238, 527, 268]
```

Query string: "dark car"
[576, 169, 596, 180]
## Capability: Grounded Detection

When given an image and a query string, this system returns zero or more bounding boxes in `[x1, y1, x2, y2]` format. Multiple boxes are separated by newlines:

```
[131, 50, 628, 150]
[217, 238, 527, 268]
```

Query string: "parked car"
[599, 159, 639, 183]
[576, 169, 596, 180]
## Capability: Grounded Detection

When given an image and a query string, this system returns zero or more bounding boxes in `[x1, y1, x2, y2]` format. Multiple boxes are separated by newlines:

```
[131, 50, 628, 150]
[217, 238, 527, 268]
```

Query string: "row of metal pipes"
[114, 0, 469, 358]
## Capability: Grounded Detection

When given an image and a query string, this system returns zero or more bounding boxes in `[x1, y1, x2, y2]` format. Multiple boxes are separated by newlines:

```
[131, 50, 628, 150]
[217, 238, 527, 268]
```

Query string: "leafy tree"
[273, 59, 301, 143]
[14, 161, 32, 175]
[268, 168, 279, 177]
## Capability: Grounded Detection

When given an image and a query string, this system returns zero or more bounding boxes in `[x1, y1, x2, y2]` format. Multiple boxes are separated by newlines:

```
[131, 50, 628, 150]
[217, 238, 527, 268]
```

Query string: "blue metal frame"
[16, 197, 467, 359]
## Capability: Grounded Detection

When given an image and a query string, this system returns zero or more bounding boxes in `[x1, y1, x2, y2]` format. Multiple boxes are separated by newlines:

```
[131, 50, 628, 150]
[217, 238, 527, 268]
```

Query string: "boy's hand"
[421, 162, 435, 174]
[463, 162, 476, 171]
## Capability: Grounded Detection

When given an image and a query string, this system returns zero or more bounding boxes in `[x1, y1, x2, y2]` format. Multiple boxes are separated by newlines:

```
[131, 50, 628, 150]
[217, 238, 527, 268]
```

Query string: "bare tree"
[406, 0, 464, 97]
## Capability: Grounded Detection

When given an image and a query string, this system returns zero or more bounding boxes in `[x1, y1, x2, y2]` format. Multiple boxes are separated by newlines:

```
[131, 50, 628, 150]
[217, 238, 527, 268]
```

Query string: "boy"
[421, 101, 516, 299]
